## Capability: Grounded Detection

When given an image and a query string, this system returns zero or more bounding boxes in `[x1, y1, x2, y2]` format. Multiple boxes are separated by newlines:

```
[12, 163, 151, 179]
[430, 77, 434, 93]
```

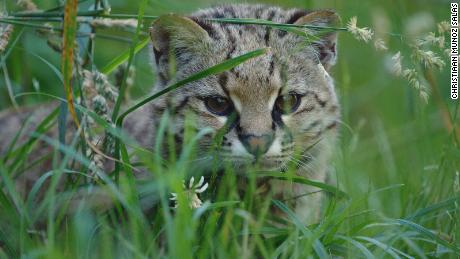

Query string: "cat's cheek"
[282, 118, 309, 141]
[198, 115, 227, 130]
[231, 140, 251, 157]
[265, 137, 283, 156]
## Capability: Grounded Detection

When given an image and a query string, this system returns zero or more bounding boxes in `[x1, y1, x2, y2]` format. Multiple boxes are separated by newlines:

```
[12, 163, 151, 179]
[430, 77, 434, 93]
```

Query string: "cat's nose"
[239, 133, 274, 157]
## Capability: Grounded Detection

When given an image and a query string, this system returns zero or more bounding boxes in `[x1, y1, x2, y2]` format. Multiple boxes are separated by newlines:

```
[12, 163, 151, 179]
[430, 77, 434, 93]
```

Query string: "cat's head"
[149, 6, 340, 171]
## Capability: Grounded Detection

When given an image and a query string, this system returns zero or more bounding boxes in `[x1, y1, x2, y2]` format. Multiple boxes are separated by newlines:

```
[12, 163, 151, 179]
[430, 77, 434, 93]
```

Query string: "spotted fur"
[149, 4, 341, 223]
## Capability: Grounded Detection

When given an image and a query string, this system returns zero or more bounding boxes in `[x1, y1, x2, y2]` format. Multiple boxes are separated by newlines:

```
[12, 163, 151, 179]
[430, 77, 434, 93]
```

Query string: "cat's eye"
[275, 93, 301, 114]
[204, 96, 233, 116]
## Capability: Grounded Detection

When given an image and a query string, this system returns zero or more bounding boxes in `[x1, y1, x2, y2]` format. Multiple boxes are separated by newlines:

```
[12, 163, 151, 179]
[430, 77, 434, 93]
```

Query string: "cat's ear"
[292, 10, 341, 71]
[149, 14, 211, 65]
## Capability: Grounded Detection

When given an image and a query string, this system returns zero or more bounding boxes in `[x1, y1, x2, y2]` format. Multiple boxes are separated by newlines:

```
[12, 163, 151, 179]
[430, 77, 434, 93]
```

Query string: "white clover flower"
[347, 16, 374, 43]
[170, 176, 209, 209]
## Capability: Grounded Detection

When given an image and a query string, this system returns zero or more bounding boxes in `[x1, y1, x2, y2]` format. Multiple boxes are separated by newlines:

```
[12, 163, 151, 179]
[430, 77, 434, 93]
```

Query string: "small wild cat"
[0, 4, 340, 223]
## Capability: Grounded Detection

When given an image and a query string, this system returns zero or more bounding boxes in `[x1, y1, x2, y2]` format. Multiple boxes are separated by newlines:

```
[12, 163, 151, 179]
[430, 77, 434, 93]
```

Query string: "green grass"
[0, 0, 459, 258]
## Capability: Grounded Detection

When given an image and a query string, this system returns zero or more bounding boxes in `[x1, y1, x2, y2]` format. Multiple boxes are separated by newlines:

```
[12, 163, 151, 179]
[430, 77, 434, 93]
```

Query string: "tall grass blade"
[5, 107, 59, 172]
[0, 161, 27, 220]
[61, 0, 80, 127]
[29, 52, 64, 83]
[0, 28, 24, 65]
[25, 170, 92, 214]
[256, 172, 348, 198]
[393, 219, 460, 255]
[336, 235, 375, 259]
[0, 28, 24, 108]
[111, 0, 148, 120]
[1, 63, 18, 108]
[405, 196, 459, 220]
[355, 236, 402, 259]
[272, 199, 327, 258]
[1, 115, 31, 162]
[101, 37, 150, 75]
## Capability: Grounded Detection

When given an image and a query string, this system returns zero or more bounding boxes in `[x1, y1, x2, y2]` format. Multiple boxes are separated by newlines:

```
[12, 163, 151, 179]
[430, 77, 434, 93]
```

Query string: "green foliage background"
[0, 0, 458, 258]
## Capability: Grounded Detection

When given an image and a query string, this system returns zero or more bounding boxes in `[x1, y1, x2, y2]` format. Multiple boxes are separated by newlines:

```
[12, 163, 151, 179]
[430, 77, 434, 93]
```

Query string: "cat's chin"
[255, 159, 287, 172]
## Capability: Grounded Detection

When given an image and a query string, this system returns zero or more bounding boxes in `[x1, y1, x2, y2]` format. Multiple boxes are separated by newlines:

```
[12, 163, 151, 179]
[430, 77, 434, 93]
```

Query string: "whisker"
[289, 156, 314, 172]
[334, 118, 354, 134]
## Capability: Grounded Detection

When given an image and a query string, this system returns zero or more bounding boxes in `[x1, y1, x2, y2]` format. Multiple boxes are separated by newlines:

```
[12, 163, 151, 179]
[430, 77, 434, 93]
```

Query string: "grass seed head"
[90, 18, 138, 29]
[347, 16, 374, 43]
[437, 21, 450, 35]
[17, 0, 38, 12]
[416, 32, 445, 48]
[412, 46, 445, 70]
[374, 38, 388, 51]
[402, 68, 430, 103]
[391, 52, 403, 76]
[0, 25, 14, 54]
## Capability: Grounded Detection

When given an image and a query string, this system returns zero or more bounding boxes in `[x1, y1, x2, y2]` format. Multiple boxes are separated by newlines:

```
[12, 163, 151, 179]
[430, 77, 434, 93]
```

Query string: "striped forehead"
[221, 67, 281, 112]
